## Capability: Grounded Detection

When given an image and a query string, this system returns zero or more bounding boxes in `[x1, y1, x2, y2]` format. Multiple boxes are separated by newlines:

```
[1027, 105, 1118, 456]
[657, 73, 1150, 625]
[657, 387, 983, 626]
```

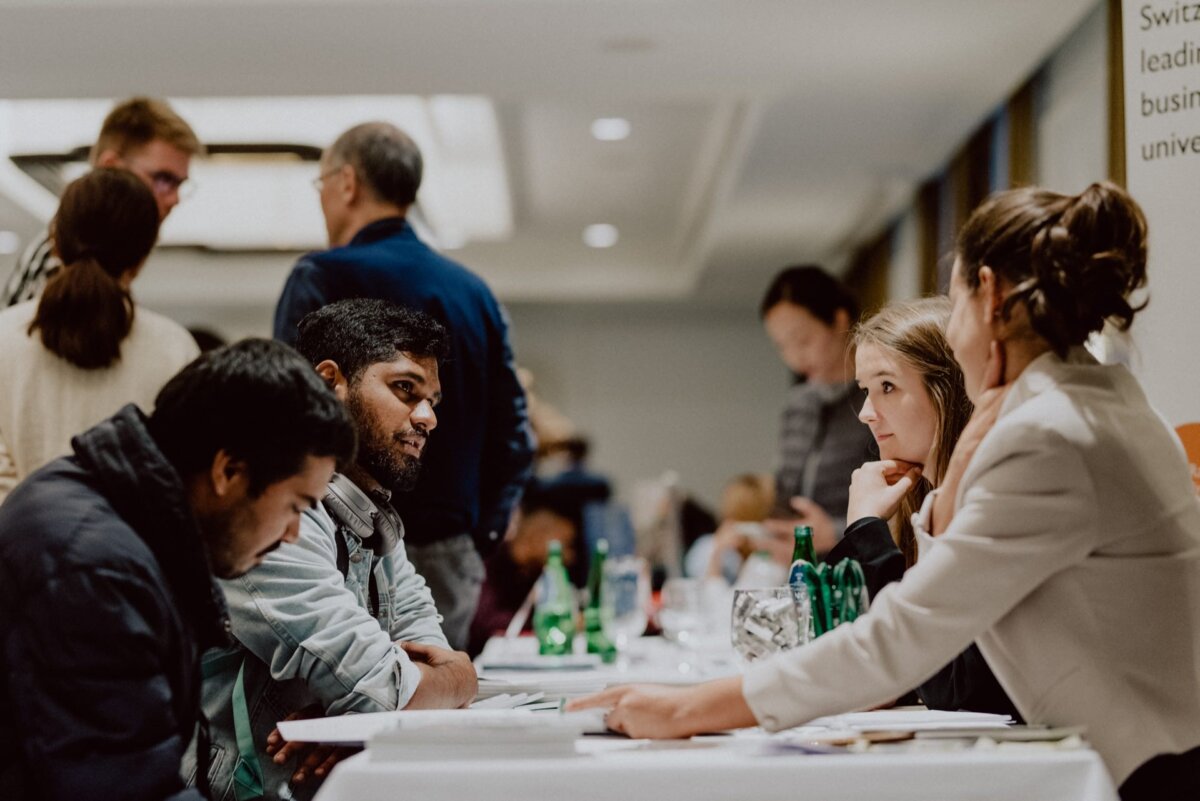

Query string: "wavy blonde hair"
[853, 297, 972, 566]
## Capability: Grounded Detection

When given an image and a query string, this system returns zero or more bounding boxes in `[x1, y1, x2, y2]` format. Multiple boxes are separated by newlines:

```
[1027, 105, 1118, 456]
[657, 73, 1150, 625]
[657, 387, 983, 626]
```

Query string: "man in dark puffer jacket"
[0, 339, 355, 801]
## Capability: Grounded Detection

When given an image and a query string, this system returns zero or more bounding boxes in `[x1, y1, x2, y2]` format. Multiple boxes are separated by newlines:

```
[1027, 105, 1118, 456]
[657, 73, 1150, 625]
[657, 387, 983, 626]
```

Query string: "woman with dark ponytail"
[0, 169, 198, 502]
[570, 182, 1200, 800]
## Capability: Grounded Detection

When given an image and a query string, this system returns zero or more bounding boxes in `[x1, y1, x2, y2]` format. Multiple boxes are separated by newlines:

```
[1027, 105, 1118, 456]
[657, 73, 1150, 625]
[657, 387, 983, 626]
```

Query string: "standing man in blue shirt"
[274, 122, 535, 649]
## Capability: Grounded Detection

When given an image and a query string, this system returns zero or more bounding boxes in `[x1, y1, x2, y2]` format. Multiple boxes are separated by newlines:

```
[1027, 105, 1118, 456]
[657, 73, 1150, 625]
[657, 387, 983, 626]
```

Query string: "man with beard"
[197, 299, 477, 801]
[0, 339, 357, 801]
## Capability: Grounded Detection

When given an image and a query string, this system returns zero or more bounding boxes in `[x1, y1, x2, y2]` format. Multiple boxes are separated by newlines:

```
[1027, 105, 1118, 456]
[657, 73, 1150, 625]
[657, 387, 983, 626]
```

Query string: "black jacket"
[828, 517, 1023, 721]
[0, 405, 230, 800]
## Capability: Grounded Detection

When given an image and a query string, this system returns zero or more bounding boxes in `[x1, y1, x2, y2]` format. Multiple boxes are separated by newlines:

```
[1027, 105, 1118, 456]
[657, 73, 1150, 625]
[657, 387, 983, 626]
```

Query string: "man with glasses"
[1, 96, 200, 306]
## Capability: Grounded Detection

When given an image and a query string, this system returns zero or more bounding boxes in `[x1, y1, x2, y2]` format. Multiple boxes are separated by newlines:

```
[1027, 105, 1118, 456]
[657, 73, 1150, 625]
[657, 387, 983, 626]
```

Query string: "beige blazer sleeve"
[742, 418, 1095, 729]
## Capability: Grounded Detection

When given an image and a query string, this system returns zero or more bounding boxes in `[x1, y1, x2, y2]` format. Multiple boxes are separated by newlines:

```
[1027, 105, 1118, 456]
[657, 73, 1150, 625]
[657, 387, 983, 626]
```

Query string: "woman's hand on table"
[565, 677, 757, 739]
[846, 460, 922, 523]
[932, 340, 1012, 536]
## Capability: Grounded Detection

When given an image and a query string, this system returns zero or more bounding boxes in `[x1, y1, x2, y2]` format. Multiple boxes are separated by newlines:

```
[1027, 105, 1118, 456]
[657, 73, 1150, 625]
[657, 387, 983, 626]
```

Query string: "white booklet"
[277, 707, 608, 747]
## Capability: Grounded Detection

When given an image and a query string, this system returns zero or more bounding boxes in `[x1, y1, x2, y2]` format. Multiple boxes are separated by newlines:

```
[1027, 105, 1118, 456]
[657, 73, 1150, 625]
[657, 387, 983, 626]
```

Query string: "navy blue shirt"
[274, 217, 534, 551]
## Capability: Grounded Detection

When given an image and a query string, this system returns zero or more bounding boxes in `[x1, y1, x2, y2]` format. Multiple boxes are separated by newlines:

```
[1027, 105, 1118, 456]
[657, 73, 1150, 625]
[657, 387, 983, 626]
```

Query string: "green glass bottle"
[583, 539, 617, 663]
[791, 524, 817, 566]
[533, 540, 576, 655]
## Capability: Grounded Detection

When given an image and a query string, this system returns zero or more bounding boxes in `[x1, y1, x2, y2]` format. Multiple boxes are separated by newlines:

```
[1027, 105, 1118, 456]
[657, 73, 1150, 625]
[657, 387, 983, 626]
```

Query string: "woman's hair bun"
[958, 181, 1148, 354]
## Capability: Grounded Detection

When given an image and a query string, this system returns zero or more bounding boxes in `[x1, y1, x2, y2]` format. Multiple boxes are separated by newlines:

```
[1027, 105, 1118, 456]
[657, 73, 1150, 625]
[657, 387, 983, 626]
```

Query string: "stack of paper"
[805, 710, 1014, 732]
[276, 708, 607, 757]
[475, 673, 609, 701]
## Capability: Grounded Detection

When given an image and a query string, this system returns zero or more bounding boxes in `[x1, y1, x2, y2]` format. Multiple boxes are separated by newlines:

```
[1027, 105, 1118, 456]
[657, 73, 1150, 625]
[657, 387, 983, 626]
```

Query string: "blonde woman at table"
[0, 169, 198, 503]
[822, 297, 1018, 720]
[571, 182, 1200, 800]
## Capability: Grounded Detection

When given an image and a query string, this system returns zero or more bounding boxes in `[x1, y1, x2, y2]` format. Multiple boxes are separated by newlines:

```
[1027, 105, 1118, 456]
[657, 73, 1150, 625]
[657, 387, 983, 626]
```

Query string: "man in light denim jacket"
[195, 300, 478, 800]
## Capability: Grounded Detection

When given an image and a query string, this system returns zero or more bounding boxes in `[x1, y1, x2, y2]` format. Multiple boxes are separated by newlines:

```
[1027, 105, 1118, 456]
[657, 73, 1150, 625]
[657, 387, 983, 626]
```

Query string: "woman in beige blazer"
[571, 182, 1200, 799]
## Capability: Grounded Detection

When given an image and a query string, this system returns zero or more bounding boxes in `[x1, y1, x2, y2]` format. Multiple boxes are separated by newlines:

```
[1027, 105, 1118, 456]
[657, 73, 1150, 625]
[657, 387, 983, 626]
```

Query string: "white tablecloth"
[314, 736, 1119, 801]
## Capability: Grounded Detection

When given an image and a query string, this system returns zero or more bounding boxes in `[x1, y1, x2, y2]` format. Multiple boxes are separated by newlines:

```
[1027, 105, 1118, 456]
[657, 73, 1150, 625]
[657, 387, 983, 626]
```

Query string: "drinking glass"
[658, 577, 705, 646]
[602, 555, 651, 647]
[730, 586, 808, 663]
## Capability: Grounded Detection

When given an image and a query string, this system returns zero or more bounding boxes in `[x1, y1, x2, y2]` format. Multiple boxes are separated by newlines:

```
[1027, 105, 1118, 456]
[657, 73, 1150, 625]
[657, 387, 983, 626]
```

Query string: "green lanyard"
[201, 649, 265, 801]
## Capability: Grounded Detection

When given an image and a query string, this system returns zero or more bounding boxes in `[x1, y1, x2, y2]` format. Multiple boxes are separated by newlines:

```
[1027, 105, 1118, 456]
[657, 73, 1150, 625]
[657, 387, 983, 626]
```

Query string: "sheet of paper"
[805, 710, 1013, 731]
[278, 707, 606, 744]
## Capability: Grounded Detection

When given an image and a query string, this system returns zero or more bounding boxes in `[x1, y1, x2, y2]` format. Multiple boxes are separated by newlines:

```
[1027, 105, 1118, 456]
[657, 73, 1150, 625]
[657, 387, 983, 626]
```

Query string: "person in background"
[826, 296, 1019, 719]
[683, 473, 776, 584]
[468, 481, 579, 657]
[570, 182, 1200, 800]
[1, 96, 200, 306]
[273, 122, 535, 650]
[0, 168, 199, 505]
[198, 300, 476, 800]
[0, 339, 356, 801]
[760, 266, 876, 553]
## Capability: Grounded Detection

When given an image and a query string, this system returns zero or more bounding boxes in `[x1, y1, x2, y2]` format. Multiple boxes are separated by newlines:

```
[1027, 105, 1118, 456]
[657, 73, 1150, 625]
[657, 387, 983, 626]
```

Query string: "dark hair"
[28, 168, 159, 369]
[759, 265, 860, 324]
[326, 122, 423, 208]
[956, 181, 1148, 355]
[90, 96, 202, 162]
[148, 339, 357, 496]
[294, 298, 450, 383]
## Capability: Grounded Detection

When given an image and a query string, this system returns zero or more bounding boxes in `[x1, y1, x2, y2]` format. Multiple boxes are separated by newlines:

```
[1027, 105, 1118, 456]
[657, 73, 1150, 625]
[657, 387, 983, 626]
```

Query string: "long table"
[311, 635, 1119, 801]
[314, 736, 1118, 801]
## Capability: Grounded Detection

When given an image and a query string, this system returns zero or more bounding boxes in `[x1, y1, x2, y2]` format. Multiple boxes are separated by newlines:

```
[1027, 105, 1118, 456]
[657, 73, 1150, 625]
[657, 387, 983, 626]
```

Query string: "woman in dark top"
[826, 297, 1021, 720]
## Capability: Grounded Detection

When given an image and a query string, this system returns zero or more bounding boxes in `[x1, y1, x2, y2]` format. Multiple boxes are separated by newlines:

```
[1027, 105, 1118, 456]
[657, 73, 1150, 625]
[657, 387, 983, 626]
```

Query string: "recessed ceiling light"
[583, 223, 619, 249]
[0, 231, 19, 255]
[591, 117, 631, 142]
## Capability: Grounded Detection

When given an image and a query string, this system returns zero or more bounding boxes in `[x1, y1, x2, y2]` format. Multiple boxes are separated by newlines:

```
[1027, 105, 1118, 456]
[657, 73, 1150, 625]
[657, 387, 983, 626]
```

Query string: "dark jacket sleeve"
[826, 516, 906, 598]
[7, 567, 205, 801]
[828, 517, 1021, 719]
[474, 304, 536, 555]
[273, 256, 331, 346]
[916, 643, 1024, 722]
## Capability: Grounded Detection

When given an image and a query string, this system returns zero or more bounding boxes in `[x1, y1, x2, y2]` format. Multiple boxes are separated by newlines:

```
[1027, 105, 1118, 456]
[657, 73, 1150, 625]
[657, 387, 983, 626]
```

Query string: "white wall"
[507, 301, 788, 510]
[1034, 2, 1109, 193]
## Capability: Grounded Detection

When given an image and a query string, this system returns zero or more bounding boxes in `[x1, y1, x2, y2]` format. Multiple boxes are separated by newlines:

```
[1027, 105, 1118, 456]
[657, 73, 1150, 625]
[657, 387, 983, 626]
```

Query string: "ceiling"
[0, 0, 1100, 305]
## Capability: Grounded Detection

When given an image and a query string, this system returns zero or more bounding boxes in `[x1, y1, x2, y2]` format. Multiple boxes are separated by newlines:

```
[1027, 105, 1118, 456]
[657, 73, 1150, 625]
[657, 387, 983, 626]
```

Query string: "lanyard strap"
[201, 650, 265, 801]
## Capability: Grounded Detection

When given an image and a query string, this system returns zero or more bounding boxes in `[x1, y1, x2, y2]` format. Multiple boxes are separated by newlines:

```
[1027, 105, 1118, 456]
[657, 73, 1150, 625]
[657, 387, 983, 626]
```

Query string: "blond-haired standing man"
[2, 96, 201, 306]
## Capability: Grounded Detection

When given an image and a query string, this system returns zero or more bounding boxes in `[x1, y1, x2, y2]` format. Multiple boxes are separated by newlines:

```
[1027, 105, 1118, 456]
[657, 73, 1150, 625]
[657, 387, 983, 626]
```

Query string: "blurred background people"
[273, 122, 535, 650]
[468, 480, 580, 656]
[0, 168, 199, 504]
[684, 472, 776, 584]
[759, 265, 876, 553]
[1, 97, 200, 306]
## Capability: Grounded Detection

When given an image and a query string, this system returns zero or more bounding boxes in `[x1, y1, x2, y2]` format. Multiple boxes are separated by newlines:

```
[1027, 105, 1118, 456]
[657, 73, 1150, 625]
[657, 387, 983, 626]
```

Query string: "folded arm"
[222, 509, 427, 714]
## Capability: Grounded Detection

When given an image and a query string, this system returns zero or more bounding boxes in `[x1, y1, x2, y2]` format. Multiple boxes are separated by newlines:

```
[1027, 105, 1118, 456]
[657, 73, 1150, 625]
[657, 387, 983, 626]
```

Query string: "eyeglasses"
[312, 165, 344, 192]
[147, 170, 195, 200]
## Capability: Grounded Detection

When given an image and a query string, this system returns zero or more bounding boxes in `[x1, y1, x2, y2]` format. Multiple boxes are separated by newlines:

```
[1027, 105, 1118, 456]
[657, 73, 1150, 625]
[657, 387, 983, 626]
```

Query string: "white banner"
[1121, 0, 1200, 488]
